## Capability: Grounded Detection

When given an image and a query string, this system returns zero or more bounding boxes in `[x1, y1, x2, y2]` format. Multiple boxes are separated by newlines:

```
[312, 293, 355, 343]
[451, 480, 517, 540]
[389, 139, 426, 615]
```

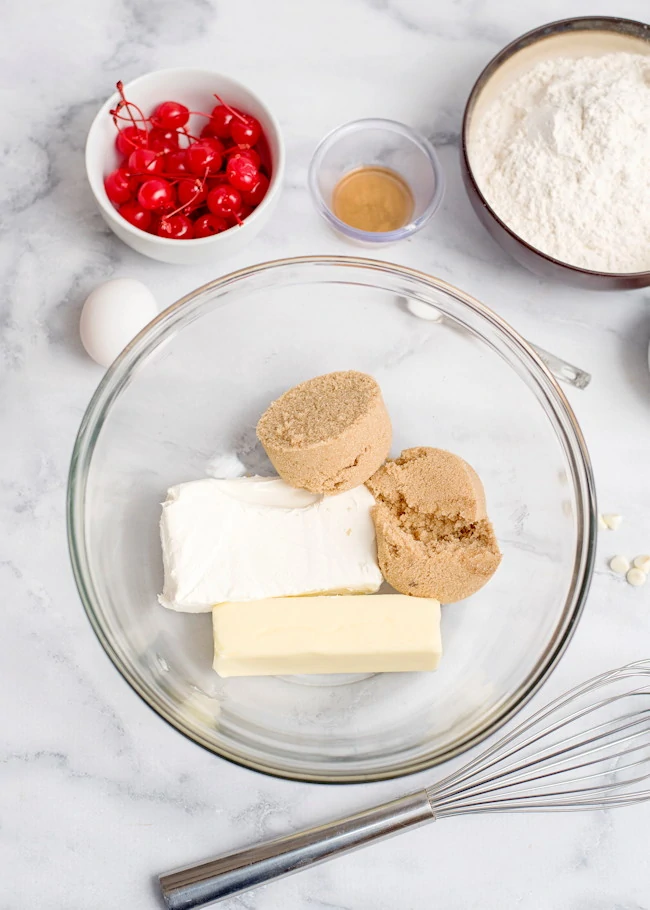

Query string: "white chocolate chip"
[626, 567, 647, 587]
[598, 514, 608, 531]
[602, 513, 623, 531]
[633, 555, 650, 573]
[609, 555, 630, 575]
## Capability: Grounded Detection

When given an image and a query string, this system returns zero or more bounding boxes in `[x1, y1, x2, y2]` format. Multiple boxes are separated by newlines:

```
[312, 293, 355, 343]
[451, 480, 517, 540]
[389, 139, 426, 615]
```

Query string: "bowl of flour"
[462, 16, 650, 289]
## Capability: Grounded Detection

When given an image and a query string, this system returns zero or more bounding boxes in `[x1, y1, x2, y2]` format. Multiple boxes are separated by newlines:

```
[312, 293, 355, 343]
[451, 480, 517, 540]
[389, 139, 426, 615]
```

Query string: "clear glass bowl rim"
[67, 255, 597, 783]
[308, 119, 445, 243]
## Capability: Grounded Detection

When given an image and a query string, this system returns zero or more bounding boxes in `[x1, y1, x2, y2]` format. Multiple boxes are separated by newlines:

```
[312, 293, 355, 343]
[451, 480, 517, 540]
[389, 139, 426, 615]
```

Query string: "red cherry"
[206, 172, 230, 187]
[148, 127, 180, 154]
[208, 104, 239, 138]
[128, 148, 165, 176]
[207, 185, 241, 217]
[227, 147, 261, 170]
[105, 168, 133, 205]
[151, 101, 190, 130]
[186, 138, 224, 175]
[157, 214, 194, 239]
[206, 137, 225, 154]
[177, 177, 207, 208]
[118, 200, 152, 230]
[241, 173, 269, 207]
[229, 203, 253, 225]
[146, 214, 162, 235]
[226, 156, 259, 192]
[137, 177, 175, 211]
[164, 149, 188, 174]
[200, 121, 220, 139]
[231, 115, 261, 148]
[193, 213, 229, 237]
[116, 125, 148, 155]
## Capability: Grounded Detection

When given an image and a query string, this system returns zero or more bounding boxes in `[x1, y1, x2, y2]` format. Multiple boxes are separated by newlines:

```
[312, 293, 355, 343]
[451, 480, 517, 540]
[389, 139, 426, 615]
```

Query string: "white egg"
[80, 278, 158, 368]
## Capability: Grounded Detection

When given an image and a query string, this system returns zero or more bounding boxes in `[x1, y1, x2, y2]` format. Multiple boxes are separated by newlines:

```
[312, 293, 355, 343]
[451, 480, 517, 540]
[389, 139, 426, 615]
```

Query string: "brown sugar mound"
[366, 447, 501, 603]
[257, 371, 392, 494]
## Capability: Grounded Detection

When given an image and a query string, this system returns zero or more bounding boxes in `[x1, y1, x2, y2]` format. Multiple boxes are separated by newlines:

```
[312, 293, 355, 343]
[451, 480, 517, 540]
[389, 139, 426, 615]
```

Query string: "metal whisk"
[160, 661, 650, 909]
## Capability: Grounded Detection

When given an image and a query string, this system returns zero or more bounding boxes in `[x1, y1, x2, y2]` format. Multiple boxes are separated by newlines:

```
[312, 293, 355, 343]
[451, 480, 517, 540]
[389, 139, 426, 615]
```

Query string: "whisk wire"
[434, 790, 650, 817]
[429, 665, 650, 816]
[433, 679, 650, 801]
[433, 708, 650, 806]
[436, 764, 650, 814]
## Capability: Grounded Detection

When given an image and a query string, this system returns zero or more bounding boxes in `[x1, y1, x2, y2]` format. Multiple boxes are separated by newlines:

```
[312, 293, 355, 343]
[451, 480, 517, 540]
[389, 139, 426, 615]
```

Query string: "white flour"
[471, 53, 650, 273]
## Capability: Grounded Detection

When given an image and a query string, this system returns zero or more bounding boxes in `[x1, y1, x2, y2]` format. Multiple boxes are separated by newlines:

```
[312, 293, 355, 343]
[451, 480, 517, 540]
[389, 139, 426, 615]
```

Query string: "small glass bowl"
[308, 119, 445, 244]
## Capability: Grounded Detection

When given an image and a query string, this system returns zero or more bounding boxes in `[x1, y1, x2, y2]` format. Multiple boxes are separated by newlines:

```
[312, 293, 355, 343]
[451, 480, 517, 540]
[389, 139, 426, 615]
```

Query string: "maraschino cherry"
[106, 81, 272, 239]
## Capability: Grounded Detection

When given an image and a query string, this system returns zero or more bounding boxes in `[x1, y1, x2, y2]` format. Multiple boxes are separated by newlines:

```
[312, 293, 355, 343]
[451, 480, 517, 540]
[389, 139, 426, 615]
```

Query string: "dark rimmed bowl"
[461, 16, 650, 290]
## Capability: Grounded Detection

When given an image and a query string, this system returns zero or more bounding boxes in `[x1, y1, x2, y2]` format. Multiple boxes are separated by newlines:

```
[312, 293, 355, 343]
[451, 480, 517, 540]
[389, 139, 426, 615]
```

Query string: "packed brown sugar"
[367, 446, 501, 603]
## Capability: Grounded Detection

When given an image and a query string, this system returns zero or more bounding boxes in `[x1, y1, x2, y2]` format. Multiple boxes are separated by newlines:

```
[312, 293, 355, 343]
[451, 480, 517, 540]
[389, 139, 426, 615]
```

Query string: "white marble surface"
[3, 1, 650, 907]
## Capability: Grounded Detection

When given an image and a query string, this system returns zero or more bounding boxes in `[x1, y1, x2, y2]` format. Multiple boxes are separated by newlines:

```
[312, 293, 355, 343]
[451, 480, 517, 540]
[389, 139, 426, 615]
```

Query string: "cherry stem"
[116, 81, 149, 126]
[162, 168, 209, 221]
[213, 94, 247, 123]
[175, 127, 200, 148]
[111, 108, 147, 127]
[116, 82, 137, 130]
[127, 171, 190, 180]
[111, 114, 147, 151]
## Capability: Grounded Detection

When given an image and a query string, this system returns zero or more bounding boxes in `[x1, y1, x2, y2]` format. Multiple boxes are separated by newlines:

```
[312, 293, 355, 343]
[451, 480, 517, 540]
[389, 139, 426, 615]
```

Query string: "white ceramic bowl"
[85, 68, 284, 265]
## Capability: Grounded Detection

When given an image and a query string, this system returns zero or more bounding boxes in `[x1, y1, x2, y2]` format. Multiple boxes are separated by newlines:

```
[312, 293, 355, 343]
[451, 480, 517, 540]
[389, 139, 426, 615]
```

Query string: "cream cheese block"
[159, 476, 382, 612]
[212, 594, 442, 677]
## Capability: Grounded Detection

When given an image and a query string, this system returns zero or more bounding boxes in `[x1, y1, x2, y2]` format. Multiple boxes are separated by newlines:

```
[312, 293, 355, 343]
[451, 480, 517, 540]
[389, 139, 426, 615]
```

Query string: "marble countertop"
[3, 0, 650, 907]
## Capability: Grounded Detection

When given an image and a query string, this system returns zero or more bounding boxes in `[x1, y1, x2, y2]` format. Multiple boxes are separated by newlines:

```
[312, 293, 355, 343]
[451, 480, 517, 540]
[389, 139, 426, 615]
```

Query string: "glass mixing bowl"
[67, 256, 596, 782]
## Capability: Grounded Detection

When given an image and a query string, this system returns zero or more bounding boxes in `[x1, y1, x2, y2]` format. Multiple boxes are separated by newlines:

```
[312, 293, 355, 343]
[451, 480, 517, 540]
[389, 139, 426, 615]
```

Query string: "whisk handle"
[159, 790, 434, 909]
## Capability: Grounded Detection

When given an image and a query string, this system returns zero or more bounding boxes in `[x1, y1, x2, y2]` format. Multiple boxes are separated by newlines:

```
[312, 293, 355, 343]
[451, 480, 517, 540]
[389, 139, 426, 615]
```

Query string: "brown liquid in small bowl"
[332, 167, 414, 233]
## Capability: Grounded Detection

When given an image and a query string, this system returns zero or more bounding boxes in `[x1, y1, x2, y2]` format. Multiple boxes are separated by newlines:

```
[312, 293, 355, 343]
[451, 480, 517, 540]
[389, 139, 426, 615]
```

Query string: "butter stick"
[212, 595, 441, 678]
